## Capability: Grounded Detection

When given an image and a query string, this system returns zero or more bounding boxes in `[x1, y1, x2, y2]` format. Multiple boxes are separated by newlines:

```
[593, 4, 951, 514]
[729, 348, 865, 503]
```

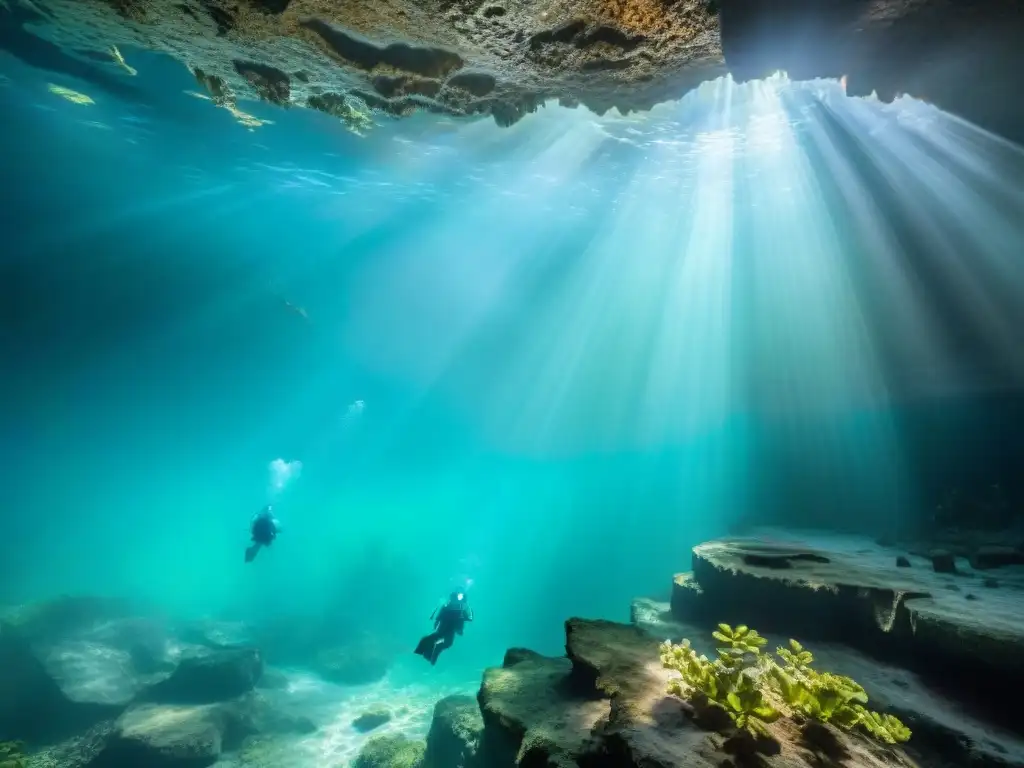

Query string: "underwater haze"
[3, 35, 1024, 767]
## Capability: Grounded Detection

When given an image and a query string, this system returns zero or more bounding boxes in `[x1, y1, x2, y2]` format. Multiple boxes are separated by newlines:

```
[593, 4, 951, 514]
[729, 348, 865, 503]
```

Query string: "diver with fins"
[414, 591, 473, 665]
[245, 504, 282, 563]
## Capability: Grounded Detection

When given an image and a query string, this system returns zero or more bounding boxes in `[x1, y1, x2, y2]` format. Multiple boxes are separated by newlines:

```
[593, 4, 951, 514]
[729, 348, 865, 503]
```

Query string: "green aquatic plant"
[857, 708, 913, 744]
[660, 626, 911, 745]
[713, 623, 768, 654]
[0, 740, 27, 768]
[661, 627, 779, 737]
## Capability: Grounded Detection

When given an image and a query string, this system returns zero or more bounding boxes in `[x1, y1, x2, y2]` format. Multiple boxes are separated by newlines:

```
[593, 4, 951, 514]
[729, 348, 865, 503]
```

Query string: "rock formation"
[676, 533, 1024, 711]
[422, 695, 482, 768]
[3, 0, 1023, 142]
[421, 530, 1024, 768]
[353, 733, 427, 768]
[0, 597, 317, 767]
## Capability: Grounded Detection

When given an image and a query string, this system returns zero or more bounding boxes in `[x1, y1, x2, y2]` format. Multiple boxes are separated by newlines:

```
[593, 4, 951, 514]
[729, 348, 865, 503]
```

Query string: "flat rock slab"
[478, 618, 914, 768]
[679, 531, 1024, 685]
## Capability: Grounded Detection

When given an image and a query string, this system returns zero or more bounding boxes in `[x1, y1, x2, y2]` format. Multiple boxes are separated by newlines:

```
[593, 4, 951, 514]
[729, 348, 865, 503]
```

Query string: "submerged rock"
[93, 703, 227, 768]
[313, 635, 391, 686]
[423, 695, 482, 768]
[970, 545, 1024, 570]
[679, 535, 1024, 689]
[660, 530, 1024, 767]
[86, 691, 317, 768]
[143, 648, 263, 704]
[352, 707, 392, 733]
[25, 720, 116, 768]
[8, 0, 1024, 144]
[475, 616, 915, 768]
[353, 733, 425, 768]
[929, 549, 957, 573]
[0, 598, 174, 742]
[0, 596, 309, 751]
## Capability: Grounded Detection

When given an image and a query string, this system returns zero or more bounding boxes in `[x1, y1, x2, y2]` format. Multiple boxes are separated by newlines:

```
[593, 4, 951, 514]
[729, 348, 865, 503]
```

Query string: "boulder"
[143, 649, 263, 704]
[476, 643, 609, 767]
[353, 734, 425, 768]
[0, 598, 175, 742]
[353, 707, 392, 733]
[929, 549, 957, 573]
[313, 635, 391, 686]
[969, 545, 1024, 570]
[90, 703, 227, 768]
[423, 695, 482, 768]
[86, 690, 318, 768]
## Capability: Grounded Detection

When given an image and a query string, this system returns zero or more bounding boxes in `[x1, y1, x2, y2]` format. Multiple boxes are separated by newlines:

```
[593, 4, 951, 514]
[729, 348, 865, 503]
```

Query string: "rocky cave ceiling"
[2, 0, 1023, 143]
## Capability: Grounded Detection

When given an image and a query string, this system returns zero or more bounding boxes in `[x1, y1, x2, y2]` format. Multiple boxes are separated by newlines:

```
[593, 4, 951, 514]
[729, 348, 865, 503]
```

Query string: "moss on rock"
[353, 733, 425, 768]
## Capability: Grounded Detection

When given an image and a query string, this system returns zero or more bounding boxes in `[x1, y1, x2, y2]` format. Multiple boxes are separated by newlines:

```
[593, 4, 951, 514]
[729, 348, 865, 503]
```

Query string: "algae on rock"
[354, 733, 426, 768]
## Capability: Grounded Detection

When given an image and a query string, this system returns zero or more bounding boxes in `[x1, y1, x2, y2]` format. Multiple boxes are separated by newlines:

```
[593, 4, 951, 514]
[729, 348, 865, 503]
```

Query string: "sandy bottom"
[219, 664, 481, 767]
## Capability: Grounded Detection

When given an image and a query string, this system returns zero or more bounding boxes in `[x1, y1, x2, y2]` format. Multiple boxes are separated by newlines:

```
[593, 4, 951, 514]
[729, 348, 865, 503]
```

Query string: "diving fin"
[245, 543, 262, 563]
[414, 636, 433, 658]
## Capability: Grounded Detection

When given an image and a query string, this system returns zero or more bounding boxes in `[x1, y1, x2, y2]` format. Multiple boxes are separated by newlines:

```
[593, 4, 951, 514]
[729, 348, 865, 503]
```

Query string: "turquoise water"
[3, 42, 1024, 690]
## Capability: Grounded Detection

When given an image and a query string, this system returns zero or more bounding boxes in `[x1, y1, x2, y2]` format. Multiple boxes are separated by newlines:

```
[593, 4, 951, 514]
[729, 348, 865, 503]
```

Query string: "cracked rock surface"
[6, 0, 1024, 141]
[12, 0, 724, 127]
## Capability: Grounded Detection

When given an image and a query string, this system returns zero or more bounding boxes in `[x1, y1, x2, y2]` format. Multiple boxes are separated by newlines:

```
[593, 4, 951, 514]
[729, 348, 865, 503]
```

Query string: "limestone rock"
[631, 596, 693, 642]
[6, 0, 1024, 143]
[631, 598, 1024, 768]
[423, 695, 482, 768]
[477, 646, 607, 766]
[668, 572, 704, 620]
[660, 530, 1024, 767]
[679, 534, 1024, 687]
[478, 617, 918, 768]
